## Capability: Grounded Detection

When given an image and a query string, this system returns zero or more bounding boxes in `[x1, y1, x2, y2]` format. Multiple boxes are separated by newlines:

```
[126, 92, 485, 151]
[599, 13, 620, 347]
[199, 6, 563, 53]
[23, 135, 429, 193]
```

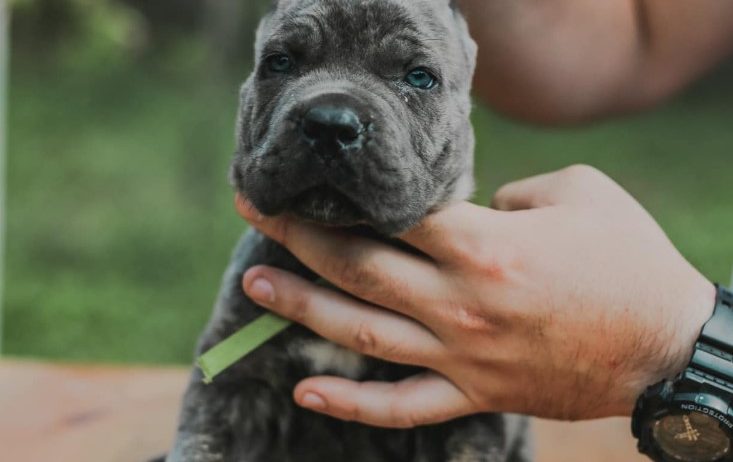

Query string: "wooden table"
[0, 359, 648, 461]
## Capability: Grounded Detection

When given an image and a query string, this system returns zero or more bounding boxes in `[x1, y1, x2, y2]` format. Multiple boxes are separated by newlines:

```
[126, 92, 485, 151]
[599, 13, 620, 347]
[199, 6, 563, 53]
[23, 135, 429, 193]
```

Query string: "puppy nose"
[301, 106, 363, 151]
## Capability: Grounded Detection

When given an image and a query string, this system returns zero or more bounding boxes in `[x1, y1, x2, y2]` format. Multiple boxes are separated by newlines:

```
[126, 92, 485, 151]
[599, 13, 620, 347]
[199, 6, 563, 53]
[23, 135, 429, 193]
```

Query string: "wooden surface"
[0, 359, 648, 462]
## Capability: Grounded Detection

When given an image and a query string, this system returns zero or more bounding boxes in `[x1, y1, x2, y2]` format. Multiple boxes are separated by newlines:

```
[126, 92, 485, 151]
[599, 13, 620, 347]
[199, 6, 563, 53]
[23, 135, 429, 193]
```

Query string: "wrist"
[632, 284, 733, 462]
[620, 275, 717, 417]
[664, 276, 718, 380]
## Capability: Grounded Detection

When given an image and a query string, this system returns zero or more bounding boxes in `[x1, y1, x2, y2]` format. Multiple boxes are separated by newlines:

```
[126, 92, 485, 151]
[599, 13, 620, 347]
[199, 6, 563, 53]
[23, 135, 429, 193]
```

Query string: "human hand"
[237, 165, 715, 428]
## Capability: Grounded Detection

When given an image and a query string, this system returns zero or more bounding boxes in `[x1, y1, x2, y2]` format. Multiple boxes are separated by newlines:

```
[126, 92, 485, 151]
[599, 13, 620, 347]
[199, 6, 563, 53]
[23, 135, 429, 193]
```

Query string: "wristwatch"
[633, 284, 733, 462]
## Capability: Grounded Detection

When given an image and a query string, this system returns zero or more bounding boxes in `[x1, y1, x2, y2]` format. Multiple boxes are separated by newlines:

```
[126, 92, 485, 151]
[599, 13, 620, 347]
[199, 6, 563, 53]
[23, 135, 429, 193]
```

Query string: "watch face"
[653, 412, 731, 461]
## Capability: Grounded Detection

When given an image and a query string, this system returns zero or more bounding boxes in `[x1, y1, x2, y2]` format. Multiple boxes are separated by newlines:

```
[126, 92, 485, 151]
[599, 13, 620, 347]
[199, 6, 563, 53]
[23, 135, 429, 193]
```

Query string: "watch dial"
[653, 412, 730, 461]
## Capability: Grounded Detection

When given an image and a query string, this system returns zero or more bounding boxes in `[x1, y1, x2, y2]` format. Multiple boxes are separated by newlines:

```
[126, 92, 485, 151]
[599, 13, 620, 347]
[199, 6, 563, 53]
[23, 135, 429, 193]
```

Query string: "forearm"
[457, 0, 733, 125]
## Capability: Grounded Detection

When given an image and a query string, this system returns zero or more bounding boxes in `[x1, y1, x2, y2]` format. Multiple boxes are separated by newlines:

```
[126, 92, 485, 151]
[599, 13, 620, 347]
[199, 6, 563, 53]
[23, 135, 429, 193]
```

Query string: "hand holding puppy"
[239, 165, 715, 428]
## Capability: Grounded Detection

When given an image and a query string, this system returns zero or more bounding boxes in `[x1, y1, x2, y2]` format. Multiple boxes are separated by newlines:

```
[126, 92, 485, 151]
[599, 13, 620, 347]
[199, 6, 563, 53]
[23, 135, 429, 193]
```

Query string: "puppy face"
[231, 0, 477, 235]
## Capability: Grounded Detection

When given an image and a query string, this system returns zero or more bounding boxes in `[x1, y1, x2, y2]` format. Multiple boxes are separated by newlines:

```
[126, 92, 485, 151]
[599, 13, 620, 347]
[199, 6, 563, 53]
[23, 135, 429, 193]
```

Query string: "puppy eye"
[265, 54, 293, 73]
[405, 68, 438, 90]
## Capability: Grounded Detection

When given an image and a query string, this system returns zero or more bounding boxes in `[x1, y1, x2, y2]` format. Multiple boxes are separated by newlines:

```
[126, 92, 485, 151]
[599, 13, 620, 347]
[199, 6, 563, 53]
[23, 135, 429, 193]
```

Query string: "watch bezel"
[635, 382, 733, 462]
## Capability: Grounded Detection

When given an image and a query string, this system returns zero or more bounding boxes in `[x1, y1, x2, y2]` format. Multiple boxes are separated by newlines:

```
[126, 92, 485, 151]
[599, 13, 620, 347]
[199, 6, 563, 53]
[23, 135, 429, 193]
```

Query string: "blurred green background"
[3, 0, 732, 365]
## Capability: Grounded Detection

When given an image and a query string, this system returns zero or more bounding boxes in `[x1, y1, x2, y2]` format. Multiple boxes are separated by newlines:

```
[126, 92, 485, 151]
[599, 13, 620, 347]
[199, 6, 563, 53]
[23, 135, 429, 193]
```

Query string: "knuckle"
[322, 246, 412, 308]
[475, 253, 509, 282]
[341, 400, 362, 423]
[372, 274, 413, 308]
[455, 308, 495, 333]
[558, 164, 618, 200]
[287, 289, 313, 324]
[325, 248, 374, 290]
[389, 403, 419, 429]
[353, 321, 378, 355]
[457, 246, 511, 282]
[491, 183, 513, 208]
[560, 164, 604, 183]
[449, 302, 501, 335]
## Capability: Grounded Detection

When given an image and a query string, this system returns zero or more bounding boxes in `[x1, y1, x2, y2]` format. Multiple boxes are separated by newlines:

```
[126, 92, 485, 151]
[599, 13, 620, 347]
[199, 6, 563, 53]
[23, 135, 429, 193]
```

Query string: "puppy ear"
[271, 0, 296, 10]
[450, 4, 478, 77]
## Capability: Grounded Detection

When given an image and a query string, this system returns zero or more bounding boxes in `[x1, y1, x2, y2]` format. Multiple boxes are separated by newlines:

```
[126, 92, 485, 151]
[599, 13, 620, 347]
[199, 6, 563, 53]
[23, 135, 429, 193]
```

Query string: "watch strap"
[688, 285, 733, 384]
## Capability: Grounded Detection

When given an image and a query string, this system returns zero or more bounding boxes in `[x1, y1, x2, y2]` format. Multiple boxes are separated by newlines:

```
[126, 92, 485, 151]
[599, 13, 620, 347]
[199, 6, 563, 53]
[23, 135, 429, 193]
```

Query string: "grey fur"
[166, 1, 531, 461]
[231, 0, 477, 234]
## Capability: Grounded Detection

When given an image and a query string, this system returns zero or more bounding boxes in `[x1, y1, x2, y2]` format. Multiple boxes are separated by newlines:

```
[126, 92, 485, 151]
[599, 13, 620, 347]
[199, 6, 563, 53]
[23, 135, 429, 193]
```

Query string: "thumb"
[491, 164, 613, 211]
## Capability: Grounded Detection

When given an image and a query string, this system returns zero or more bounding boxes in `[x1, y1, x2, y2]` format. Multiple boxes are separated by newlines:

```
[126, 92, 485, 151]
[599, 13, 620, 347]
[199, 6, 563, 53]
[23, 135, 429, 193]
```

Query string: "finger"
[235, 194, 448, 324]
[491, 164, 614, 211]
[397, 201, 506, 264]
[243, 266, 445, 366]
[292, 372, 476, 428]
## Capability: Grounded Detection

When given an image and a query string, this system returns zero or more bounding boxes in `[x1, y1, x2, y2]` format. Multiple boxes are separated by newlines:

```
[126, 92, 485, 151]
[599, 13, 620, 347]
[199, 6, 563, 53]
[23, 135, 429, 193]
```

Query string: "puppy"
[167, 1, 531, 460]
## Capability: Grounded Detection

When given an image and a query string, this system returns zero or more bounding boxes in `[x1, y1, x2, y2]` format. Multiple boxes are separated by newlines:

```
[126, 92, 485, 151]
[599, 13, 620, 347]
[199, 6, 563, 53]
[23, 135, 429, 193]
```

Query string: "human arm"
[454, 0, 733, 124]
[237, 165, 716, 427]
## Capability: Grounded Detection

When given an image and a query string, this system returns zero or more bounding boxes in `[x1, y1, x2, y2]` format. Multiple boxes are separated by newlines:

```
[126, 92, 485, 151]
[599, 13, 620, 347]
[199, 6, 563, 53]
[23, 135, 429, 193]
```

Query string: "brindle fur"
[166, 1, 532, 460]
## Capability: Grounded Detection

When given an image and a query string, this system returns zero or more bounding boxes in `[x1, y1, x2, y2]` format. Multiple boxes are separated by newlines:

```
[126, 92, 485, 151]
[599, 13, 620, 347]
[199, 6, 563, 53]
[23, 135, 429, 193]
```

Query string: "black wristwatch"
[633, 284, 733, 462]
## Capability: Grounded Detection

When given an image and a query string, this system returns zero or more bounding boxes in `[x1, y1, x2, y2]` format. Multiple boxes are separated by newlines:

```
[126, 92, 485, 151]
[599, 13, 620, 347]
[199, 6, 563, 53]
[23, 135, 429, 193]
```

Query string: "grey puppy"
[166, 0, 531, 460]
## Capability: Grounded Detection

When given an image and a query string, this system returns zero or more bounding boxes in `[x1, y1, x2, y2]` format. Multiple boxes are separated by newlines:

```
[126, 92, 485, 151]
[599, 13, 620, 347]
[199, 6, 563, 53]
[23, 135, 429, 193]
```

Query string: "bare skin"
[456, 0, 733, 124]
[239, 166, 715, 427]
[234, 1, 732, 428]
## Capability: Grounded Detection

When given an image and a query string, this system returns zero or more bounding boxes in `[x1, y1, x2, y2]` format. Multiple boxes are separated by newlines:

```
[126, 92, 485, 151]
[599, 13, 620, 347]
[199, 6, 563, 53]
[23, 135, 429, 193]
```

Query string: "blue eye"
[266, 54, 293, 73]
[405, 68, 438, 89]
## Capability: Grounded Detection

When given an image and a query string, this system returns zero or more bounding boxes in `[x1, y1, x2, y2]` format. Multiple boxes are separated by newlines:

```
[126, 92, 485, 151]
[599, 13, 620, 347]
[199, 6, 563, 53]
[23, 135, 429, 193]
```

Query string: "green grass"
[4, 45, 733, 365]
[5, 46, 247, 363]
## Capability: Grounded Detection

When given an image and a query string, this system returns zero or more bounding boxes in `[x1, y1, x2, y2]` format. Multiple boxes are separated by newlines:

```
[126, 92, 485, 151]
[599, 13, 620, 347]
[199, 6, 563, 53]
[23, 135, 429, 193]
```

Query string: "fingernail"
[300, 392, 327, 410]
[249, 278, 275, 304]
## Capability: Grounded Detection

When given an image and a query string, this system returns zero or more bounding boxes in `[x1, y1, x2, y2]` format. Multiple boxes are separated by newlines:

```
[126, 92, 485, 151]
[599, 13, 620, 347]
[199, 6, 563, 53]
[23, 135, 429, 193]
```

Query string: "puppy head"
[231, 0, 477, 235]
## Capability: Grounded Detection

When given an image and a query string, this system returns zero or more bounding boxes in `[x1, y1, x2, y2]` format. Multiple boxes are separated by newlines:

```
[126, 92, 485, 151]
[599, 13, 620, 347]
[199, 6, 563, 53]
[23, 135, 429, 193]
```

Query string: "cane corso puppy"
[166, 0, 531, 460]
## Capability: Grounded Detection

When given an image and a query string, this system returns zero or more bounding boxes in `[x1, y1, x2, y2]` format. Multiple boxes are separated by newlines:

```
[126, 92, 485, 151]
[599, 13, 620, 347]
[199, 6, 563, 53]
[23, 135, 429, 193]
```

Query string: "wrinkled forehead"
[273, 0, 452, 23]
[262, 0, 462, 68]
